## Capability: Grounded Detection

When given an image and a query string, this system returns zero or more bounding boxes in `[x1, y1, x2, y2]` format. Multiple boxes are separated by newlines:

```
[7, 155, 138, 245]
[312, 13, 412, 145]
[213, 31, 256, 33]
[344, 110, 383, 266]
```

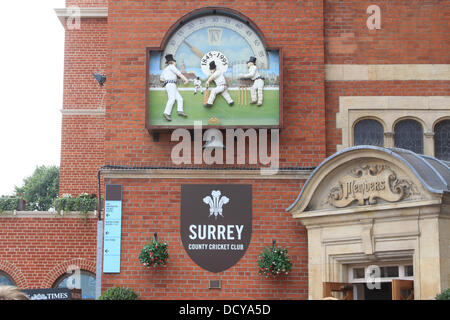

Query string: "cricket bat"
[203, 89, 210, 106]
[183, 40, 204, 59]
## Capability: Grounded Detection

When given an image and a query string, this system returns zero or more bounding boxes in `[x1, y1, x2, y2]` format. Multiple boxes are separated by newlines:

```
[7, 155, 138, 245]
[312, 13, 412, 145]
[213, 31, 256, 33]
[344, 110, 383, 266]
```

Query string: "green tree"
[436, 288, 450, 300]
[15, 165, 59, 211]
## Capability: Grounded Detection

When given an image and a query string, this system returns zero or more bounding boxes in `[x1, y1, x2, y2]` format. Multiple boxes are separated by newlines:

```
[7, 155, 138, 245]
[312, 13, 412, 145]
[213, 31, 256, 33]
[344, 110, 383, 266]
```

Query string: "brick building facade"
[1, 0, 449, 300]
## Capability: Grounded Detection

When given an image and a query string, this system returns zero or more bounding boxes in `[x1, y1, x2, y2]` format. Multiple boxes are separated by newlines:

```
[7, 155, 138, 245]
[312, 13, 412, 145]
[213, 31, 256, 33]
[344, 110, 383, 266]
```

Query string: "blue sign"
[103, 185, 123, 273]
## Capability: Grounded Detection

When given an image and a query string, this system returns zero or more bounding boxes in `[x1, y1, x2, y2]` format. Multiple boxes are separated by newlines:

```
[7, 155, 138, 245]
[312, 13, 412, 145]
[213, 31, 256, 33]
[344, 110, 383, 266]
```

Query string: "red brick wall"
[60, 18, 107, 196]
[59, 0, 450, 196]
[105, 0, 326, 168]
[63, 19, 107, 110]
[101, 178, 308, 299]
[0, 216, 97, 289]
[60, 115, 105, 195]
[54, 0, 449, 300]
[101, 1, 322, 297]
[325, 0, 450, 64]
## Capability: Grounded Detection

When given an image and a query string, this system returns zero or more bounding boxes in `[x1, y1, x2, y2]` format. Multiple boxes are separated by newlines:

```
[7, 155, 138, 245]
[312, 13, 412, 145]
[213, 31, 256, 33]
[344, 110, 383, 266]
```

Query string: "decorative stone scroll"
[327, 164, 417, 208]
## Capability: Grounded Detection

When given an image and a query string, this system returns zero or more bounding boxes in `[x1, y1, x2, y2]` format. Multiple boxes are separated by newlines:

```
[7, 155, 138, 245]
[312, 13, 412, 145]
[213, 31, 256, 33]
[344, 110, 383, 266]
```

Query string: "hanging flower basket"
[257, 240, 292, 278]
[138, 233, 169, 268]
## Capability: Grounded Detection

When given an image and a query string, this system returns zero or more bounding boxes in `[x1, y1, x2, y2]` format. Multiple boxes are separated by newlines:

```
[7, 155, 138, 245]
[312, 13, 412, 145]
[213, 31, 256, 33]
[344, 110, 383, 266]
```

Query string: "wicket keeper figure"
[193, 77, 203, 95]
[239, 56, 264, 106]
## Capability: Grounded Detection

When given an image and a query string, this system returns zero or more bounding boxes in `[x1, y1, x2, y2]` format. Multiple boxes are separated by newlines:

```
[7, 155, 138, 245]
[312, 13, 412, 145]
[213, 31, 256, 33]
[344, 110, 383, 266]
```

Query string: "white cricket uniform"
[207, 70, 233, 105]
[241, 65, 264, 105]
[193, 79, 203, 93]
[160, 64, 184, 115]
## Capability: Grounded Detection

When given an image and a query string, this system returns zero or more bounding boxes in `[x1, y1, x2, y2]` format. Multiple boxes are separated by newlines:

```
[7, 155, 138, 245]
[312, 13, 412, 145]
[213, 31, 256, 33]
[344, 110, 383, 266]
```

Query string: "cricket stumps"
[238, 86, 248, 105]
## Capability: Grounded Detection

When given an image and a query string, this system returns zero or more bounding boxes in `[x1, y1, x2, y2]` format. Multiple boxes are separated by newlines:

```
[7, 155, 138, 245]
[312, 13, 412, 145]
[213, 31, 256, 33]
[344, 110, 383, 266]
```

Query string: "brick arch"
[41, 258, 96, 288]
[0, 260, 28, 289]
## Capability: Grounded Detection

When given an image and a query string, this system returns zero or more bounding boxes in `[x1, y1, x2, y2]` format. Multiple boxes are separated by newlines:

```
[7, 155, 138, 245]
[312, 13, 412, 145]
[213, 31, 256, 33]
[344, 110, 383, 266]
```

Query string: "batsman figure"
[204, 61, 234, 107]
[239, 56, 264, 106]
[160, 54, 189, 121]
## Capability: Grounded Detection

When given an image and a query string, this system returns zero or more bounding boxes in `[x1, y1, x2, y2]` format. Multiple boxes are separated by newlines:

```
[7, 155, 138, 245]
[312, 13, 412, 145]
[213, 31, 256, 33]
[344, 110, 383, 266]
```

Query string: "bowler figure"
[160, 54, 189, 121]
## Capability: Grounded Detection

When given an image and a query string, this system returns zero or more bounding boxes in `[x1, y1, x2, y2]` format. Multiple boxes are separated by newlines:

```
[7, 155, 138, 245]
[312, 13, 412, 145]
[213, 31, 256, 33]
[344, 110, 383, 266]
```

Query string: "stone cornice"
[60, 108, 106, 116]
[0, 211, 98, 219]
[101, 168, 313, 180]
[55, 7, 108, 26]
[326, 64, 450, 81]
[293, 199, 442, 219]
[293, 199, 444, 229]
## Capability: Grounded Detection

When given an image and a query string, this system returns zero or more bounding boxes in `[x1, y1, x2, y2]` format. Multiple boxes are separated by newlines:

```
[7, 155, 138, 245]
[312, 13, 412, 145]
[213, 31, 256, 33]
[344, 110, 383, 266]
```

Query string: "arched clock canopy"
[159, 7, 270, 73]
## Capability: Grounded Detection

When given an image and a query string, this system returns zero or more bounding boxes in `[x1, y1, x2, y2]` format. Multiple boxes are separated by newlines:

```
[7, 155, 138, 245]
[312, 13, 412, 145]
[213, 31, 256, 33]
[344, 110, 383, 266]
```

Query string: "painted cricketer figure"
[193, 77, 203, 94]
[239, 56, 264, 106]
[160, 54, 189, 121]
[204, 61, 234, 107]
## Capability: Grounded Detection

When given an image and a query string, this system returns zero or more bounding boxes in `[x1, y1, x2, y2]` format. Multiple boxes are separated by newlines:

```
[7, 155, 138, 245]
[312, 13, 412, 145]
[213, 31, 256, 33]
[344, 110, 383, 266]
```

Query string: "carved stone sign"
[327, 164, 416, 208]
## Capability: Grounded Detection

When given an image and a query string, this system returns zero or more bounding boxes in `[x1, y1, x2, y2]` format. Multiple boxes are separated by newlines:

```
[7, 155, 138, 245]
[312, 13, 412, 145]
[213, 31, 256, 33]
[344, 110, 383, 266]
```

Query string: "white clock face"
[160, 14, 269, 73]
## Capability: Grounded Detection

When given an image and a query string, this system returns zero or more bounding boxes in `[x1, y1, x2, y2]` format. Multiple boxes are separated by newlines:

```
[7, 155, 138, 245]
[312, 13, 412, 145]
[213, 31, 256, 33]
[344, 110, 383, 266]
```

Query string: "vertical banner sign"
[103, 185, 122, 273]
[181, 184, 252, 273]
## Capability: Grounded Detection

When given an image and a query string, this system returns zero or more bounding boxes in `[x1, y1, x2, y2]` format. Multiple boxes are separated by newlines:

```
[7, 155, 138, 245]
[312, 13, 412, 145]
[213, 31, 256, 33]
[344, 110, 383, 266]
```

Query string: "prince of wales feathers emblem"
[203, 190, 230, 219]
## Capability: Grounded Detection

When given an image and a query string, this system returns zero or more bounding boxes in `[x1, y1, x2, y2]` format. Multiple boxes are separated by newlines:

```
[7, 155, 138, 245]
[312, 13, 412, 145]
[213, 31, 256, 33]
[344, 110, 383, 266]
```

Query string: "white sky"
[0, 0, 65, 196]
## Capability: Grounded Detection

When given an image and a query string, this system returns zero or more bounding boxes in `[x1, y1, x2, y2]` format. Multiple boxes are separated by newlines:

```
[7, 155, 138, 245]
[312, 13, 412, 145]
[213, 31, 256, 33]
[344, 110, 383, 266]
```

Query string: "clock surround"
[145, 7, 283, 131]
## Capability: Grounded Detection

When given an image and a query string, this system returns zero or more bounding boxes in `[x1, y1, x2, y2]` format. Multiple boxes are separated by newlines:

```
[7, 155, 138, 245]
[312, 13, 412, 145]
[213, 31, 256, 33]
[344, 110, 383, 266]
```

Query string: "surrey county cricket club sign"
[146, 9, 281, 128]
[181, 185, 252, 273]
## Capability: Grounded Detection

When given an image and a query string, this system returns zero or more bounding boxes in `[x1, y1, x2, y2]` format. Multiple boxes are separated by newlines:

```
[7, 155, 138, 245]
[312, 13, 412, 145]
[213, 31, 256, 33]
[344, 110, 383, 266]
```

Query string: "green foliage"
[98, 287, 139, 300]
[257, 242, 292, 277]
[0, 197, 19, 213]
[53, 194, 75, 213]
[139, 237, 169, 267]
[53, 193, 97, 214]
[15, 165, 59, 211]
[148, 90, 280, 127]
[75, 193, 97, 214]
[435, 288, 450, 300]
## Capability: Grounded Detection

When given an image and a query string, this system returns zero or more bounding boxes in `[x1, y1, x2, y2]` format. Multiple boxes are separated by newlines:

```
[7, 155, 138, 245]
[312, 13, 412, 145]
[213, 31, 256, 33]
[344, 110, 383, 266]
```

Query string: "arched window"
[394, 120, 424, 154]
[434, 120, 450, 161]
[0, 271, 16, 286]
[354, 119, 384, 147]
[53, 270, 96, 300]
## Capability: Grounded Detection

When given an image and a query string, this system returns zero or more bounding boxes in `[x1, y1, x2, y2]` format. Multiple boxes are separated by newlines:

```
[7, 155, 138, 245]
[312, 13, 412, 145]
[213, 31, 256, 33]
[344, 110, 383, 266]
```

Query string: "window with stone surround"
[394, 120, 424, 154]
[354, 119, 384, 147]
[434, 120, 450, 161]
[336, 96, 450, 158]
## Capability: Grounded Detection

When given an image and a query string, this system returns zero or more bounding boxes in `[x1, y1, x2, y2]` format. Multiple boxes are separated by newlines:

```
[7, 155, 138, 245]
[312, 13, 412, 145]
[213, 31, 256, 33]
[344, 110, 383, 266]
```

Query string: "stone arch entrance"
[287, 146, 450, 300]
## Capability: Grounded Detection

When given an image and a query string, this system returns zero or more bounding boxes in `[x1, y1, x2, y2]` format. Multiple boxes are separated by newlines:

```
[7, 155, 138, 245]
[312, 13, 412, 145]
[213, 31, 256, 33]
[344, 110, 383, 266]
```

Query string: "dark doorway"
[364, 282, 392, 300]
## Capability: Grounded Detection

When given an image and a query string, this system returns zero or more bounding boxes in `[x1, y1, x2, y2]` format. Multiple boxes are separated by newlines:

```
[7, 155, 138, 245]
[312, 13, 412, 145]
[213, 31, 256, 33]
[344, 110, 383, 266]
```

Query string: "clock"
[160, 14, 269, 75]
[147, 10, 281, 129]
